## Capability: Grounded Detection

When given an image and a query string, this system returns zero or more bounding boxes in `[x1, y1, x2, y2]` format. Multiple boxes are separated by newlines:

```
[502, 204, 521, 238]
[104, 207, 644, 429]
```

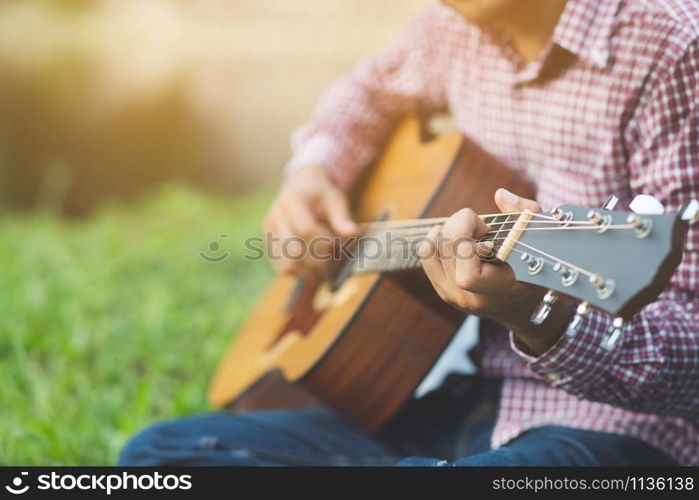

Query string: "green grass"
[0, 185, 275, 465]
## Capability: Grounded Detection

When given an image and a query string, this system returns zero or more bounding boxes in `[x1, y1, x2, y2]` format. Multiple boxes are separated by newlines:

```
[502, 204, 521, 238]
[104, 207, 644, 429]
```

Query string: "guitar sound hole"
[331, 260, 354, 292]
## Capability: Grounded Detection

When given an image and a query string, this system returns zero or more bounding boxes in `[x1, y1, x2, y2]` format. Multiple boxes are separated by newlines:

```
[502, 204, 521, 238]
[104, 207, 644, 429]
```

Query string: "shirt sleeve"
[283, 5, 450, 190]
[510, 38, 699, 421]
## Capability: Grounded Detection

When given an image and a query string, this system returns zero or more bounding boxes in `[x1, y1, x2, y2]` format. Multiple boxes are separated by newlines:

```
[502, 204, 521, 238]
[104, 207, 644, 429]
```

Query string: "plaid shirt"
[285, 0, 699, 465]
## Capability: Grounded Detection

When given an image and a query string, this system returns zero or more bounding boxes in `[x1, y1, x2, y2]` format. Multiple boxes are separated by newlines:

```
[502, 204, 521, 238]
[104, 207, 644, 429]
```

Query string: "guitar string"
[358, 211, 525, 228]
[401, 238, 598, 279]
[365, 217, 595, 231]
[362, 212, 626, 237]
[360, 223, 596, 241]
[356, 222, 603, 278]
[508, 239, 595, 277]
[365, 213, 626, 232]
[486, 219, 597, 227]
[359, 211, 561, 230]
[353, 211, 636, 279]
[359, 240, 595, 280]
[357, 213, 584, 265]
[356, 222, 629, 276]
[490, 216, 508, 253]
[362, 222, 637, 241]
[490, 223, 636, 232]
[392, 230, 621, 277]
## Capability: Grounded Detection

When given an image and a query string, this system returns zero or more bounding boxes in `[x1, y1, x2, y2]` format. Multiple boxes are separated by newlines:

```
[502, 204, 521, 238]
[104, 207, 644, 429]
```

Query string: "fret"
[481, 214, 500, 226]
[485, 213, 516, 255]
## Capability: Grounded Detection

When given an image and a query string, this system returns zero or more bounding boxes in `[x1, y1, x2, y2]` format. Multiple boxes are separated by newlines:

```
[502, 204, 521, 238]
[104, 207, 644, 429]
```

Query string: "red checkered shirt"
[285, 0, 699, 465]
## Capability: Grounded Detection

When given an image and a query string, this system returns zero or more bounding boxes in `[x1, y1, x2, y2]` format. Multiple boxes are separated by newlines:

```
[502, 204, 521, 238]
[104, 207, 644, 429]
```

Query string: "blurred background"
[0, 0, 425, 464]
[0, 0, 425, 215]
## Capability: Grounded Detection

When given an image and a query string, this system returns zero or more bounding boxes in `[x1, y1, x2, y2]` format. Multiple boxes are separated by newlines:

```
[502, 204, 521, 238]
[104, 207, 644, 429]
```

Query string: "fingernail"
[480, 240, 494, 251]
[476, 241, 493, 256]
[500, 189, 519, 205]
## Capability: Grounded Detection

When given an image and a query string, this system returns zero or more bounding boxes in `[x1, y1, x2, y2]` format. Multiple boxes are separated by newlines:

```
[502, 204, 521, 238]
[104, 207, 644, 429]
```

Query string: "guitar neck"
[350, 213, 516, 275]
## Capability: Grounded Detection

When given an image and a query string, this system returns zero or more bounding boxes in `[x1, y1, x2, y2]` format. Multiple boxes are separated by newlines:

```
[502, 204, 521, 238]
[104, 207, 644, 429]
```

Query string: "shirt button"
[547, 372, 562, 382]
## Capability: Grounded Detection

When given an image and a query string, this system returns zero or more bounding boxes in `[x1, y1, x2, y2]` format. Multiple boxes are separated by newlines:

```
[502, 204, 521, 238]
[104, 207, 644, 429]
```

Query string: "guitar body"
[209, 117, 535, 431]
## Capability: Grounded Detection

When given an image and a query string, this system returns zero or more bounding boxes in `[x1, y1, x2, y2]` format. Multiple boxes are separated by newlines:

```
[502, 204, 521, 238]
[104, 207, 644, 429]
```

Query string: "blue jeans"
[118, 379, 677, 466]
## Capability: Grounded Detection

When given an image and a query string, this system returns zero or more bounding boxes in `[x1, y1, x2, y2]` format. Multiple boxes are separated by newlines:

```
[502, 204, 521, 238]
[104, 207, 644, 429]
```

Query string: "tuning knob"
[629, 194, 665, 215]
[681, 199, 699, 224]
[520, 252, 544, 275]
[530, 290, 558, 325]
[553, 262, 579, 287]
[601, 317, 625, 350]
[587, 210, 603, 224]
[627, 214, 653, 239]
[602, 194, 620, 210]
[589, 274, 615, 299]
[565, 302, 591, 337]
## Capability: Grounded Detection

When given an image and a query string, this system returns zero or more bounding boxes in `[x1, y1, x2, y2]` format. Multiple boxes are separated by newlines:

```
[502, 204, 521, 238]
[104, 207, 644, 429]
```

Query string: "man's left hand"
[418, 188, 573, 354]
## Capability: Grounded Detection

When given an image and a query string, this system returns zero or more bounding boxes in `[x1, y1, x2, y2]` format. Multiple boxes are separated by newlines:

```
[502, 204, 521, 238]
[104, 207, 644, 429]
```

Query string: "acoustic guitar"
[209, 117, 697, 432]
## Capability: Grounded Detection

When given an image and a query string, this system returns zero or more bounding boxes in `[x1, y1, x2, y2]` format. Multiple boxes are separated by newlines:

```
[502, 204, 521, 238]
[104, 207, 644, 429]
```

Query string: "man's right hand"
[263, 164, 360, 277]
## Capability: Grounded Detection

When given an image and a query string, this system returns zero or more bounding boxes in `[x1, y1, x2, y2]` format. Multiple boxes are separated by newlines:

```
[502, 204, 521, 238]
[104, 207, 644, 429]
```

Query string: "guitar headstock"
[497, 202, 695, 320]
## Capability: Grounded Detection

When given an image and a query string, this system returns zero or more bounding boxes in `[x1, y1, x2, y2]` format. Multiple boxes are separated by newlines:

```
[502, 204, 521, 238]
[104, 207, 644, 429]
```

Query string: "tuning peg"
[601, 317, 625, 350]
[565, 302, 591, 337]
[587, 210, 612, 232]
[553, 262, 579, 287]
[589, 274, 615, 299]
[602, 194, 620, 210]
[626, 213, 653, 239]
[587, 210, 602, 224]
[520, 252, 544, 275]
[681, 199, 699, 224]
[629, 194, 665, 215]
[531, 290, 558, 325]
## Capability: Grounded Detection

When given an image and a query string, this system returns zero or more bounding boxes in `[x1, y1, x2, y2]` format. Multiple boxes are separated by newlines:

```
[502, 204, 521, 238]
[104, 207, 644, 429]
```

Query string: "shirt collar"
[551, 0, 622, 69]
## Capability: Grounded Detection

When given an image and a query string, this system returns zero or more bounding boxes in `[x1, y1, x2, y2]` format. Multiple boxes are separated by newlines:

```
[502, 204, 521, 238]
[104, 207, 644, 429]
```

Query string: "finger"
[454, 237, 482, 290]
[479, 260, 516, 288]
[418, 225, 448, 296]
[267, 203, 332, 276]
[442, 208, 490, 245]
[271, 216, 324, 277]
[441, 208, 489, 279]
[463, 240, 521, 294]
[495, 188, 541, 214]
[282, 197, 331, 242]
[476, 240, 495, 258]
[322, 189, 360, 237]
[266, 218, 296, 275]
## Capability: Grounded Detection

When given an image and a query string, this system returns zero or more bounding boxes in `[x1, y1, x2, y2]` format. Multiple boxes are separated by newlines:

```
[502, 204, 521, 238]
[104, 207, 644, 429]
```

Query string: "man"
[120, 0, 699, 466]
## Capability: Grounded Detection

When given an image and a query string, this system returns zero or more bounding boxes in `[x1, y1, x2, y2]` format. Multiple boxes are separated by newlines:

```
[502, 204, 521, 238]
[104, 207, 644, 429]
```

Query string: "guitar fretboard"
[348, 213, 517, 275]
